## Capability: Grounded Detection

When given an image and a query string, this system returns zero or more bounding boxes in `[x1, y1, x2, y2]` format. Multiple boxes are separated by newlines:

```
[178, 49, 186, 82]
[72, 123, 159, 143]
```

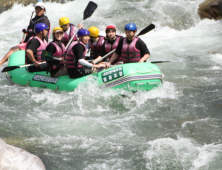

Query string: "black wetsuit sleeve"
[45, 44, 59, 65]
[45, 43, 61, 75]
[115, 38, 124, 55]
[26, 39, 40, 54]
[72, 43, 85, 60]
[41, 15, 50, 28]
[136, 39, 150, 57]
[46, 44, 56, 56]
[99, 43, 106, 56]
[119, 36, 124, 41]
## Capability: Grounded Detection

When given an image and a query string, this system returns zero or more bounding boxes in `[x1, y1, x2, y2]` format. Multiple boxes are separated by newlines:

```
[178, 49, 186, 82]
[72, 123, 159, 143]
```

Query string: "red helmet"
[106, 25, 116, 32]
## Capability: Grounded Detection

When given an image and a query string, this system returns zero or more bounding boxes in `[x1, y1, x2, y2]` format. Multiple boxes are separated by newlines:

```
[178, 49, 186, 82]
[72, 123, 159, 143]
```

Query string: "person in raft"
[0, 1, 50, 67]
[59, 17, 83, 47]
[66, 29, 100, 78]
[45, 27, 67, 77]
[106, 23, 150, 68]
[25, 23, 49, 72]
[92, 25, 123, 67]
[88, 26, 105, 60]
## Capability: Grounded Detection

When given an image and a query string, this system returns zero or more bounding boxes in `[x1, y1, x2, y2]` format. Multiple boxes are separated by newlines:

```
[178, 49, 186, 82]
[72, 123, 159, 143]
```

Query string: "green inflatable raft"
[4, 50, 163, 91]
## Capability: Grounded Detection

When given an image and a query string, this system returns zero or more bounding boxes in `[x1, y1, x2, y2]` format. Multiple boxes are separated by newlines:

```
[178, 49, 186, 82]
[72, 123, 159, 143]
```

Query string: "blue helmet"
[78, 29, 90, 37]
[125, 23, 137, 31]
[35, 23, 49, 33]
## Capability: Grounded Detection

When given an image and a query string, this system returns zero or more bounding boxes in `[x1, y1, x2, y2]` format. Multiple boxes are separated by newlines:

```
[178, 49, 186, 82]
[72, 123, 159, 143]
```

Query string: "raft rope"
[121, 69, 161, 79]
[99, 69, 162, 87]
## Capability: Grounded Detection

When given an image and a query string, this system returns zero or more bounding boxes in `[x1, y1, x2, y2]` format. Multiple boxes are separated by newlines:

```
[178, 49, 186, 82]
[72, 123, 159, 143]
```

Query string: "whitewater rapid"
[1, 0, 222, 169]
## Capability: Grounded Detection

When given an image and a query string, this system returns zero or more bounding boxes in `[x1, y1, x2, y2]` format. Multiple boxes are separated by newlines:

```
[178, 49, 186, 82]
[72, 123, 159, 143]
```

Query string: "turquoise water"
[0, 0, 222, 169]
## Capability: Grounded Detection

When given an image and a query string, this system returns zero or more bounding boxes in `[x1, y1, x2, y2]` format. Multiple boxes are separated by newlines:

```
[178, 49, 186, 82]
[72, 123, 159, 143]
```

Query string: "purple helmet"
[35, 23, 49, 33]
[78, 29, 90, 37]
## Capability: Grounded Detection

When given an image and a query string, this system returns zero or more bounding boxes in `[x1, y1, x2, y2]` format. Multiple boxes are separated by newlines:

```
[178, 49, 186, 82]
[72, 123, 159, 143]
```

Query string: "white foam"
[209, 53, 222, 64]
[1, 0, 222, 169]
[144, 137, 222, 169]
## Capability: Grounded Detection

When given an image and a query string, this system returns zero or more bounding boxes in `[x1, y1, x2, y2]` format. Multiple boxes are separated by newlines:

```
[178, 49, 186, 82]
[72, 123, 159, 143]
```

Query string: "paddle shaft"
[95, 24, 155, 64]
[150, 61, 170, 63]
[65, 1, 98, 51]
[21, 11, 34, 43]
[1, 62, 47, 72]
[18, 62, 46, 68]
[53, 57, 62, 61]
[94, 49, 116, 64]
[65, 22, 82, 51]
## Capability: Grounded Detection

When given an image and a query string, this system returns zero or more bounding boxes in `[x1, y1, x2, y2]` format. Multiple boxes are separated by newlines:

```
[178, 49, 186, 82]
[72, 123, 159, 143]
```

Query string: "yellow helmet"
[52, 27, 64, 34]
[88, 26, 99, 37]
[59, 17, 70, 26]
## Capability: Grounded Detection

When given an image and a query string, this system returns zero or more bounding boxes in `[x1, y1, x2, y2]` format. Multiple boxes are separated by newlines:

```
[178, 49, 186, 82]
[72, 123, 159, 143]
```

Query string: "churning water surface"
[0, 0, 222, 169]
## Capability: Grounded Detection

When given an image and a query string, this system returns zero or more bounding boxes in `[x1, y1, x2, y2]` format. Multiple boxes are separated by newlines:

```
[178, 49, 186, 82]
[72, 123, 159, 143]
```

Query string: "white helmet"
[35, 1, 46, 10]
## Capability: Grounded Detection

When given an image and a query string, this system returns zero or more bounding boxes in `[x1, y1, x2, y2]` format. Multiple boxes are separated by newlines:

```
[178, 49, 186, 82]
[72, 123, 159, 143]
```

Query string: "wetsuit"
[67, 43, 86, 78]
[24, 14, 50, 42]
[45, 44, 64, 76]
[25, 38, 47, 72]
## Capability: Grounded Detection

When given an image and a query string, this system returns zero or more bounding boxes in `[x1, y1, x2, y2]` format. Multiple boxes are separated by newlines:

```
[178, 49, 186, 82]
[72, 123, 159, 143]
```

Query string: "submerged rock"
[0, 138, 46, 170]
[198, 0, 222, 20]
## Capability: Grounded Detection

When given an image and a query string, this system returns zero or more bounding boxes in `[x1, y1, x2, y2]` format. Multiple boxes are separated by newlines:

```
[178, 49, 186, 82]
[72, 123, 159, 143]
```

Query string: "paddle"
[94, 49, 116, 64]
[150, 61, 170, 63]
[65, 1, 98, 51]
[41, 50, 63, 61]
[21, 11, 35, 43]
[137, 23, 155, 36]
[1, 62, 46, 72]
[41, 51, 96, 63]
[94, 23, 155, 64]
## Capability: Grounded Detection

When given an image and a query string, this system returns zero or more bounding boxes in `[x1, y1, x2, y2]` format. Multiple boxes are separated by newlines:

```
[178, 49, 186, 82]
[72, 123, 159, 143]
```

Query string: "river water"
[0, 0, 222, 169]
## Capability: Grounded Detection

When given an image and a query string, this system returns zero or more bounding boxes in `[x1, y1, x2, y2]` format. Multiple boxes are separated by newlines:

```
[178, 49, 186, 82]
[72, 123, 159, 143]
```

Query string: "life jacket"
[46, 42, 66, 70]
[25, 36, 48, 64]
[66, 41, 87, 69]
[105, 35, 122, 63]
[89, 36, 104, 59]
[120, 37, 141, 63]
[17, 43, 27, 50]
[62, 24, 77, 46]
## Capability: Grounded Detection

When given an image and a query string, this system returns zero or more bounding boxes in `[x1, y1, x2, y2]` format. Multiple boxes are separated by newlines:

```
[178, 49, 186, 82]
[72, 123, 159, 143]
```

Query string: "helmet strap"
[108, 35, 116, 40]
[127, 35, 135, 41]
[54, 38, 61, 43]
[37, 31, 43, 40]
[53, 33, 62, 44]
[42, 32, 46, 41]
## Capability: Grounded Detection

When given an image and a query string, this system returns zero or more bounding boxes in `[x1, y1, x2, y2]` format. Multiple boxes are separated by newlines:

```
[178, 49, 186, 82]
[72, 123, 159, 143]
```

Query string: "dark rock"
[198, 0, 222, 20]
[0, 0, 74, 14]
